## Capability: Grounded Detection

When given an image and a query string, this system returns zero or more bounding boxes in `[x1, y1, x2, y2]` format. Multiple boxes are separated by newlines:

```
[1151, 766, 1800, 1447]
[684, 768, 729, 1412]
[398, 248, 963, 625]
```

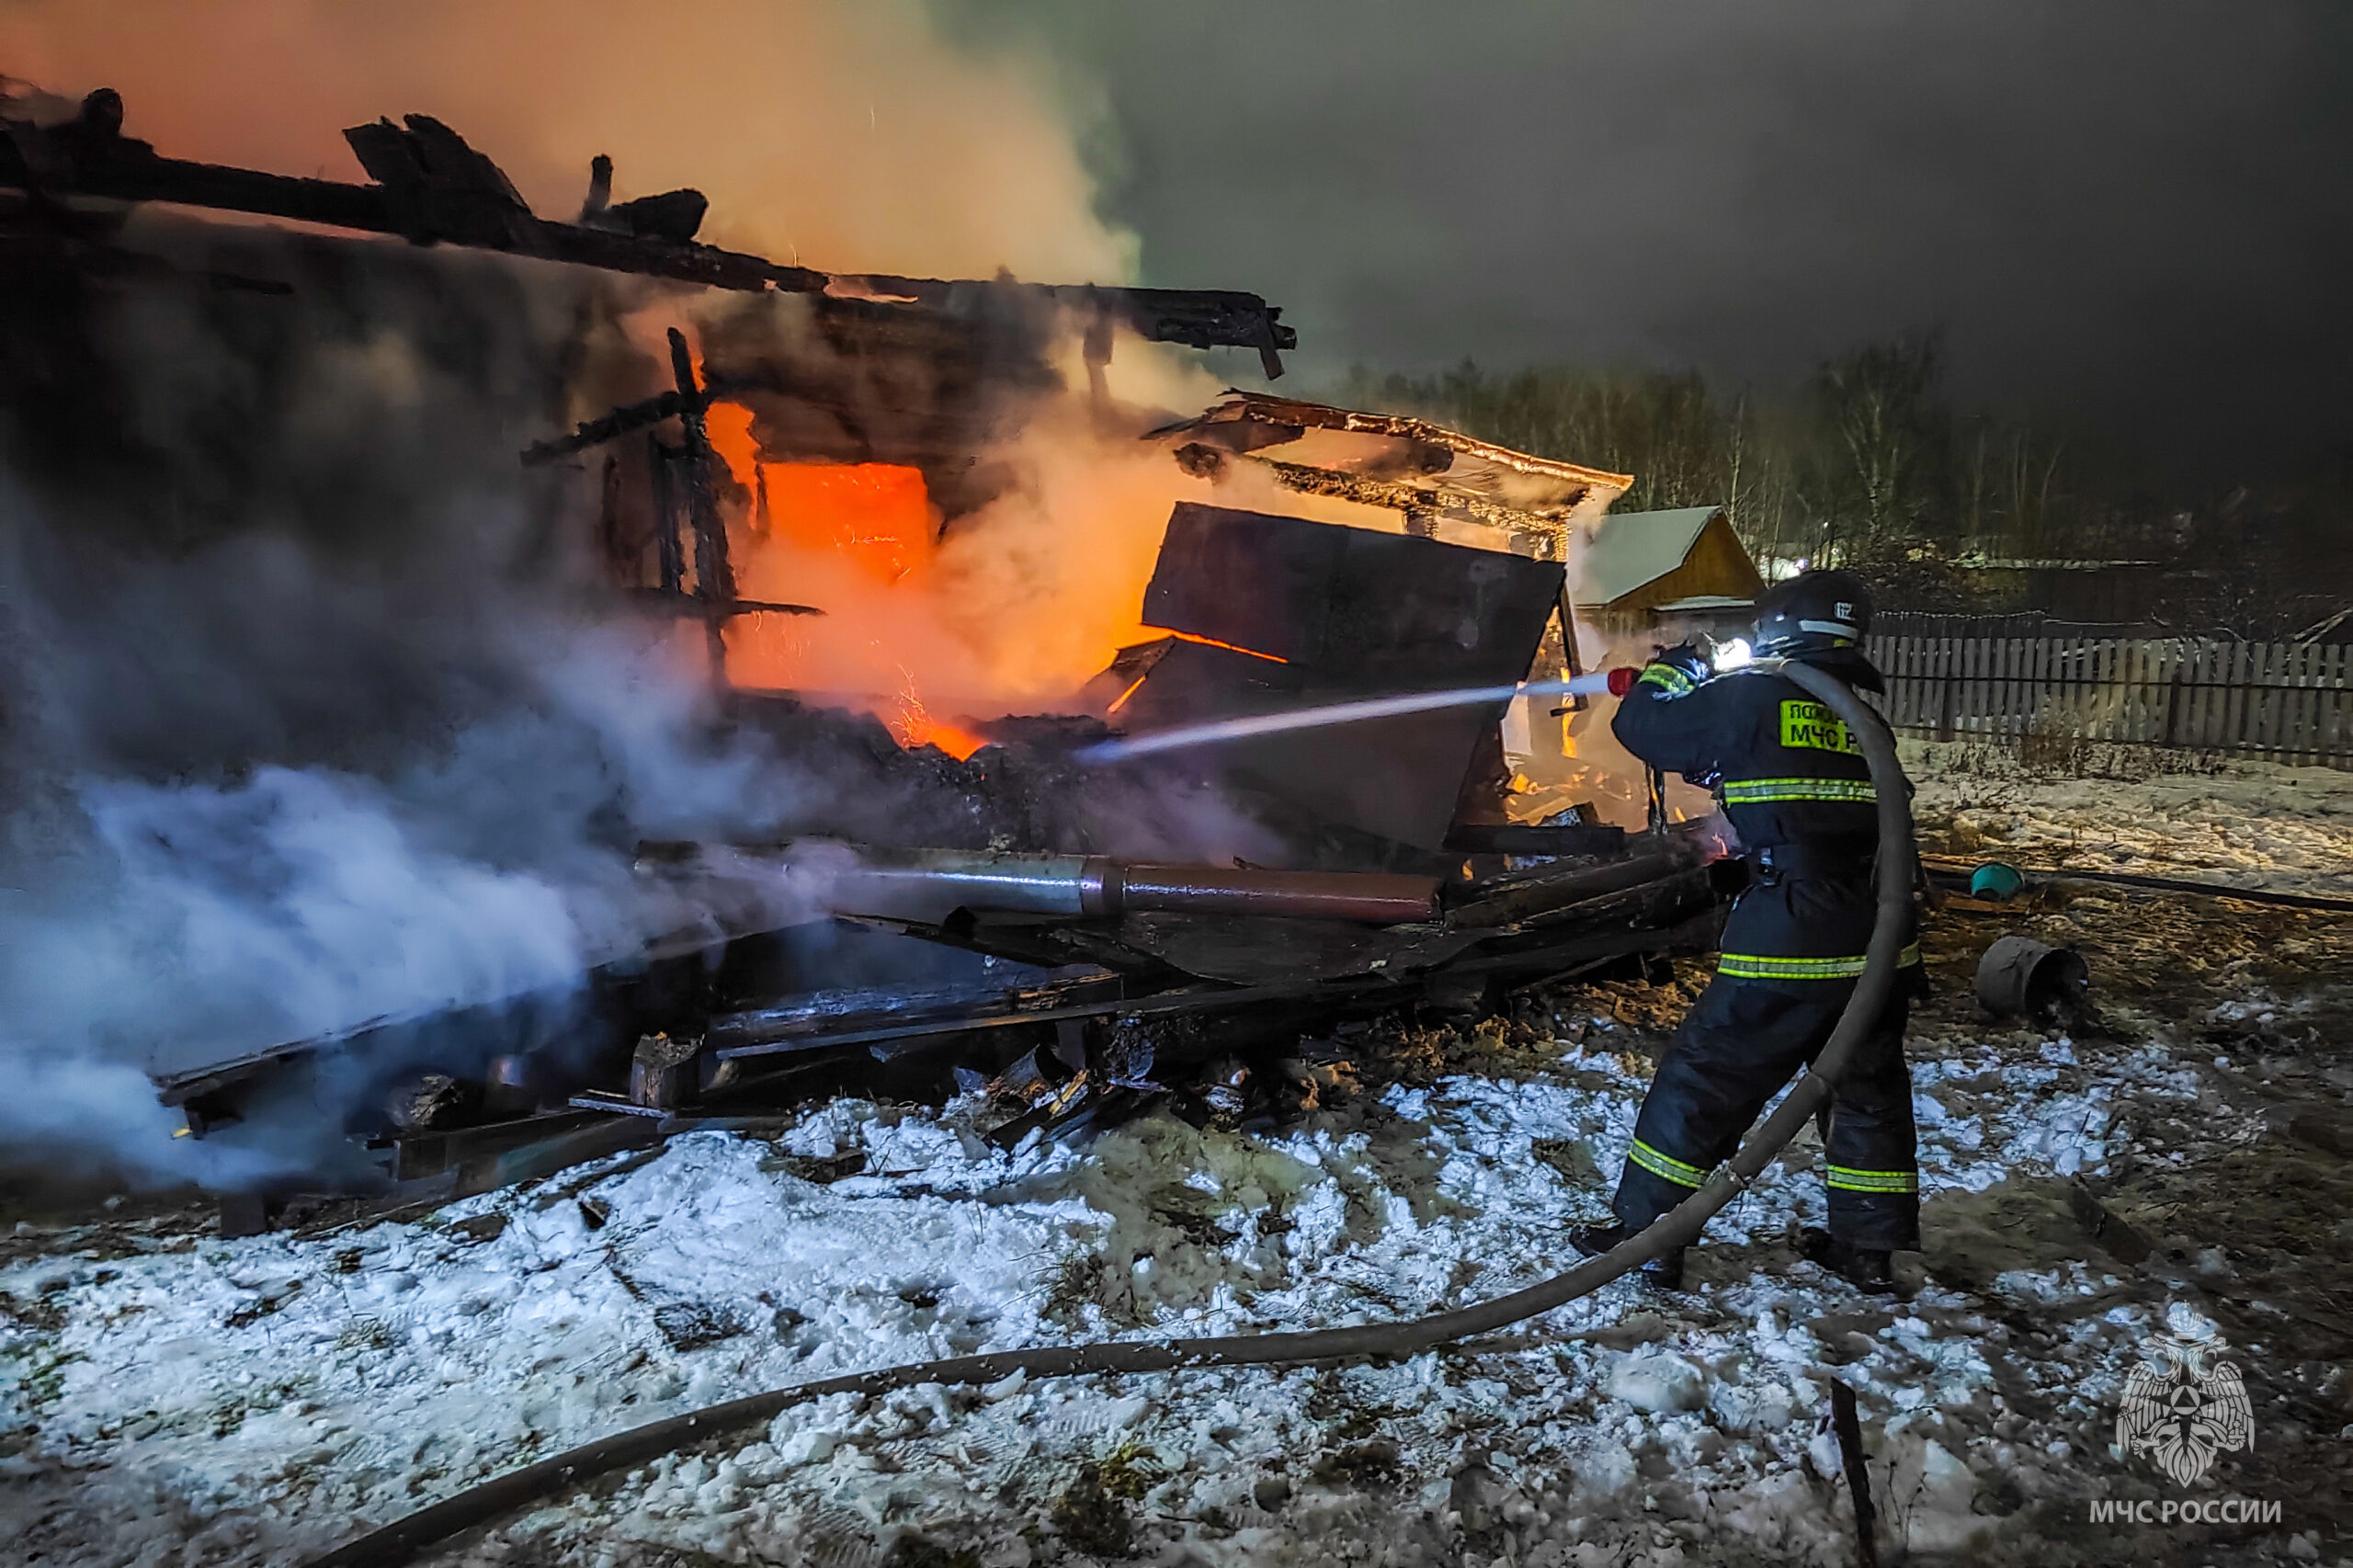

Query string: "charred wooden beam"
[525, 390, 698, 467]
[710, 973, 1392, 1062]
[517, 369, 779, 468]
[626, 587, 822, 619]
[664, 326, 735, 612]
[1440, 846, 1701, 929]
[0, 93, 1294, 371]
[1442, 822, 1630, 859]
[709, 969, 1126, 1055]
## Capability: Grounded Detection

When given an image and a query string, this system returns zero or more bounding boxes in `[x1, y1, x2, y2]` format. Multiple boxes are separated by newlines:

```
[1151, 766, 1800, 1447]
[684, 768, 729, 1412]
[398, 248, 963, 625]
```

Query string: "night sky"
[938, 0, 2353, 486]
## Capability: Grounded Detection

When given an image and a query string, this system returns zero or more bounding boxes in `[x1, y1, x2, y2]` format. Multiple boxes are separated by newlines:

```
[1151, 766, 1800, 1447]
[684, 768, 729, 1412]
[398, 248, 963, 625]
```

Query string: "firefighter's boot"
[1800, 1227, 1898, 1293]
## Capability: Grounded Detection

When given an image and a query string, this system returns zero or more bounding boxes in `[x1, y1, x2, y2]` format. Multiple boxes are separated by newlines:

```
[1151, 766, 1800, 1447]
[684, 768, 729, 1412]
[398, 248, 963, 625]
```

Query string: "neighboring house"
[1573, 505, 1766, 642]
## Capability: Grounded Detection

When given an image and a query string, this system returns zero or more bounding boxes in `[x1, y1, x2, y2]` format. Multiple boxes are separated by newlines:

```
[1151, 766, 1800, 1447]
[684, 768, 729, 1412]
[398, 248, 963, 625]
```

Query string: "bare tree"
[1806, 332, 1949, 560]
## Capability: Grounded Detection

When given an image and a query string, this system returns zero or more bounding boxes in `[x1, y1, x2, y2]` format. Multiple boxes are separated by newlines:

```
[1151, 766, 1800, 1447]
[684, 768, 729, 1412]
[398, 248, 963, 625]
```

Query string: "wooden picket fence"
[1863, 632, 2353, 767]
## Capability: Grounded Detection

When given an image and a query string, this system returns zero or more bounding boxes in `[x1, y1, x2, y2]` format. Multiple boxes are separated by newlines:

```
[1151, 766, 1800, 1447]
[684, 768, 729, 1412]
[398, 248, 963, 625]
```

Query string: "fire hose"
[307, 659, 1912, 1568]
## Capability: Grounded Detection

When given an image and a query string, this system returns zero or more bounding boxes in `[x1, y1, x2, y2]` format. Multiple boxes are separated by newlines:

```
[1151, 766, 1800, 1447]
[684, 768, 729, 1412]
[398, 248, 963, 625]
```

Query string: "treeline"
[1336, 338, 2352, 628]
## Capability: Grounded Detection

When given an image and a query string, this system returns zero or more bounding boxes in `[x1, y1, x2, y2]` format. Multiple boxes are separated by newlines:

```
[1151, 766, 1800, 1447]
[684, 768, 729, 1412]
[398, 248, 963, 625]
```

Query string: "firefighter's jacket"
[1610, 652, 1917, 983]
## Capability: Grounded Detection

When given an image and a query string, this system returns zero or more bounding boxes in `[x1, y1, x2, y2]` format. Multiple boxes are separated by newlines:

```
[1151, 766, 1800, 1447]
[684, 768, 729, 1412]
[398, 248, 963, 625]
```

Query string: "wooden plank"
[2223, 642, 2250, 756]
[2031, 635, 2052, 740]
[2252, 641, 2274, 758]
[2183, 640, 2202, 753]
[2014, 631, 2032, 744]
[2114, 639, 2132, 745]
[2135, 639, 2157, 746]
[1935, 635, 1955, 742]
[2303, 642, 2324, 764]
[1880, 634, 1899, 728]
[2272, 642, 2290, 762]
[2297, 642, 2320, 764]
[1951, 633, 1966, 740]
[2255, 642, 2278, 756]
[2227, 640, 2248, 755]
[1909, 634, 1927, 730]
[1987, 635, 2004, 742]
[2245, 641, 2265, 756]
[1978, 635, 1995, 740]
[2089, 635, 2108, 744]
[2120, 638, 2140, 745]
[2165, 640, 2183, 753]
[1911, 633, 1929, 732]
[2293, 641, 2307, 757]
[2159, 639, 2184, 751]
[2325, 640, 2343, 767]
[2202, 640, 2221, 753]
[1986, 635, 2002, 740]
[2204, 641, 2221, 752]
[2327, 644, 2347, 763]
[2297, 642, 2317, 761]
[2120, 638, 2137, 744]
[2118, 635, 2136, 744]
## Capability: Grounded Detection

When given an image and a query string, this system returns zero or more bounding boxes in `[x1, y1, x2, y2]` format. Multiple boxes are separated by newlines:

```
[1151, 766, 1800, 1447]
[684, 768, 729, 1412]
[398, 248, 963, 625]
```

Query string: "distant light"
[1713, 637, 1754, 671]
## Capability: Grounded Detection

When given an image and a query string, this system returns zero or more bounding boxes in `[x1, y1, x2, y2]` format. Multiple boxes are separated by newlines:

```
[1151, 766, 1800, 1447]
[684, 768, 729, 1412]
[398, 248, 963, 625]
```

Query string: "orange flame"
[886, 673, 988, 760]
[706, 394, 976, 752]
[704, 401, 934, 584]
[1105, 674, 1149, 714]
[906, 722, 988, 761]
[1154, 630, 1290, 664]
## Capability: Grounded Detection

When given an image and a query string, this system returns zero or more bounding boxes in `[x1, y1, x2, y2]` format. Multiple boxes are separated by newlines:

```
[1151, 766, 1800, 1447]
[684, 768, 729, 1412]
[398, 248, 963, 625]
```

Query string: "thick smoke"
[0, 1, 1230, 1188]
[0, 0, 1132, 284]
[0, 231, 835, 1187]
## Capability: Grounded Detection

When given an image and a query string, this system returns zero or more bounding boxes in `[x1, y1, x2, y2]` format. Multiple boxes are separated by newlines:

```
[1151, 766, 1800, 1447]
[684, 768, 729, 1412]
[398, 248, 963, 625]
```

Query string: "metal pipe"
[1103, 862, 1440, 923]
[825, 848, 1101, 919]
[816, 847, 1439, 926]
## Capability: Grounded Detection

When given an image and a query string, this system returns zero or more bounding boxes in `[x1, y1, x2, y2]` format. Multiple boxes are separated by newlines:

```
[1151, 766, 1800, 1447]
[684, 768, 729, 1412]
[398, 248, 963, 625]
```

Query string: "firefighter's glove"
[1636, 642, 1711, 696]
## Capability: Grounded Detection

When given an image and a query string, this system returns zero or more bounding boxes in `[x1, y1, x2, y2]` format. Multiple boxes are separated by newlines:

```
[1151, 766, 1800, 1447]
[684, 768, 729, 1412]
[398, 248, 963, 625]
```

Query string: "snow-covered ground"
[5, 1013, 2337, 1567]
[1906, 741, 2353, 898]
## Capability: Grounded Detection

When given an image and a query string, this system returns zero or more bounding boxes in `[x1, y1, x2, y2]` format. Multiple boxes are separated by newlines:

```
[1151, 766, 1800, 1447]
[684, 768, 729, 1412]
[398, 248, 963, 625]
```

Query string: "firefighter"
[1570, 569, 1922, 1292]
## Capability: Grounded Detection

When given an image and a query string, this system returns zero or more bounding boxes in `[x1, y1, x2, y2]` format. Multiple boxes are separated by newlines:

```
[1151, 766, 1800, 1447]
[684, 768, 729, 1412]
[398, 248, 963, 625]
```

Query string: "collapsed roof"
[1149, 392, 1631, 559]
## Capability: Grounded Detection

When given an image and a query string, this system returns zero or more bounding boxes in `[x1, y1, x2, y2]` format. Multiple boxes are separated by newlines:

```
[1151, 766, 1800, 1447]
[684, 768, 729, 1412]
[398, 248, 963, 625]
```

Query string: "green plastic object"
[1970, 861, 2025, 902]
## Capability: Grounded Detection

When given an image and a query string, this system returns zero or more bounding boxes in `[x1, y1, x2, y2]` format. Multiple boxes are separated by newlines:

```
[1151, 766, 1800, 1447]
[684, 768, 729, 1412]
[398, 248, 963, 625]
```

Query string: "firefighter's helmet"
[1753, 569, 1873, 656]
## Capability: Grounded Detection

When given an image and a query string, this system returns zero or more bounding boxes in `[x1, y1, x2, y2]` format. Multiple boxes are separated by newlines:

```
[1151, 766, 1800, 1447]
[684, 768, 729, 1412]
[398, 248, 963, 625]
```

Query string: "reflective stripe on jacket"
[1611, 655, 1916, 975]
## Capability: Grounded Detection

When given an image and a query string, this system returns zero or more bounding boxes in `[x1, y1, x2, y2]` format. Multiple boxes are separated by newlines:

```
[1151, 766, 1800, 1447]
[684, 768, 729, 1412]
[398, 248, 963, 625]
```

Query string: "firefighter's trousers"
[1609, 973, 1921, 1252]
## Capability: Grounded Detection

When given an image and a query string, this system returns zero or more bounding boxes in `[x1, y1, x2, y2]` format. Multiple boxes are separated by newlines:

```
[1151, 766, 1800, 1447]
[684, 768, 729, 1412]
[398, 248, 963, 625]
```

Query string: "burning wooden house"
[1, 85, 1741, 1217]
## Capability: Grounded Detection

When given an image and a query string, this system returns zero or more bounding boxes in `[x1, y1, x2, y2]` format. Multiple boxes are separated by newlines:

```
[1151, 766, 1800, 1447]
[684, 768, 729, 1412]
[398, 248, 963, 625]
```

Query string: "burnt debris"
[162, 819, 1739, 1232]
